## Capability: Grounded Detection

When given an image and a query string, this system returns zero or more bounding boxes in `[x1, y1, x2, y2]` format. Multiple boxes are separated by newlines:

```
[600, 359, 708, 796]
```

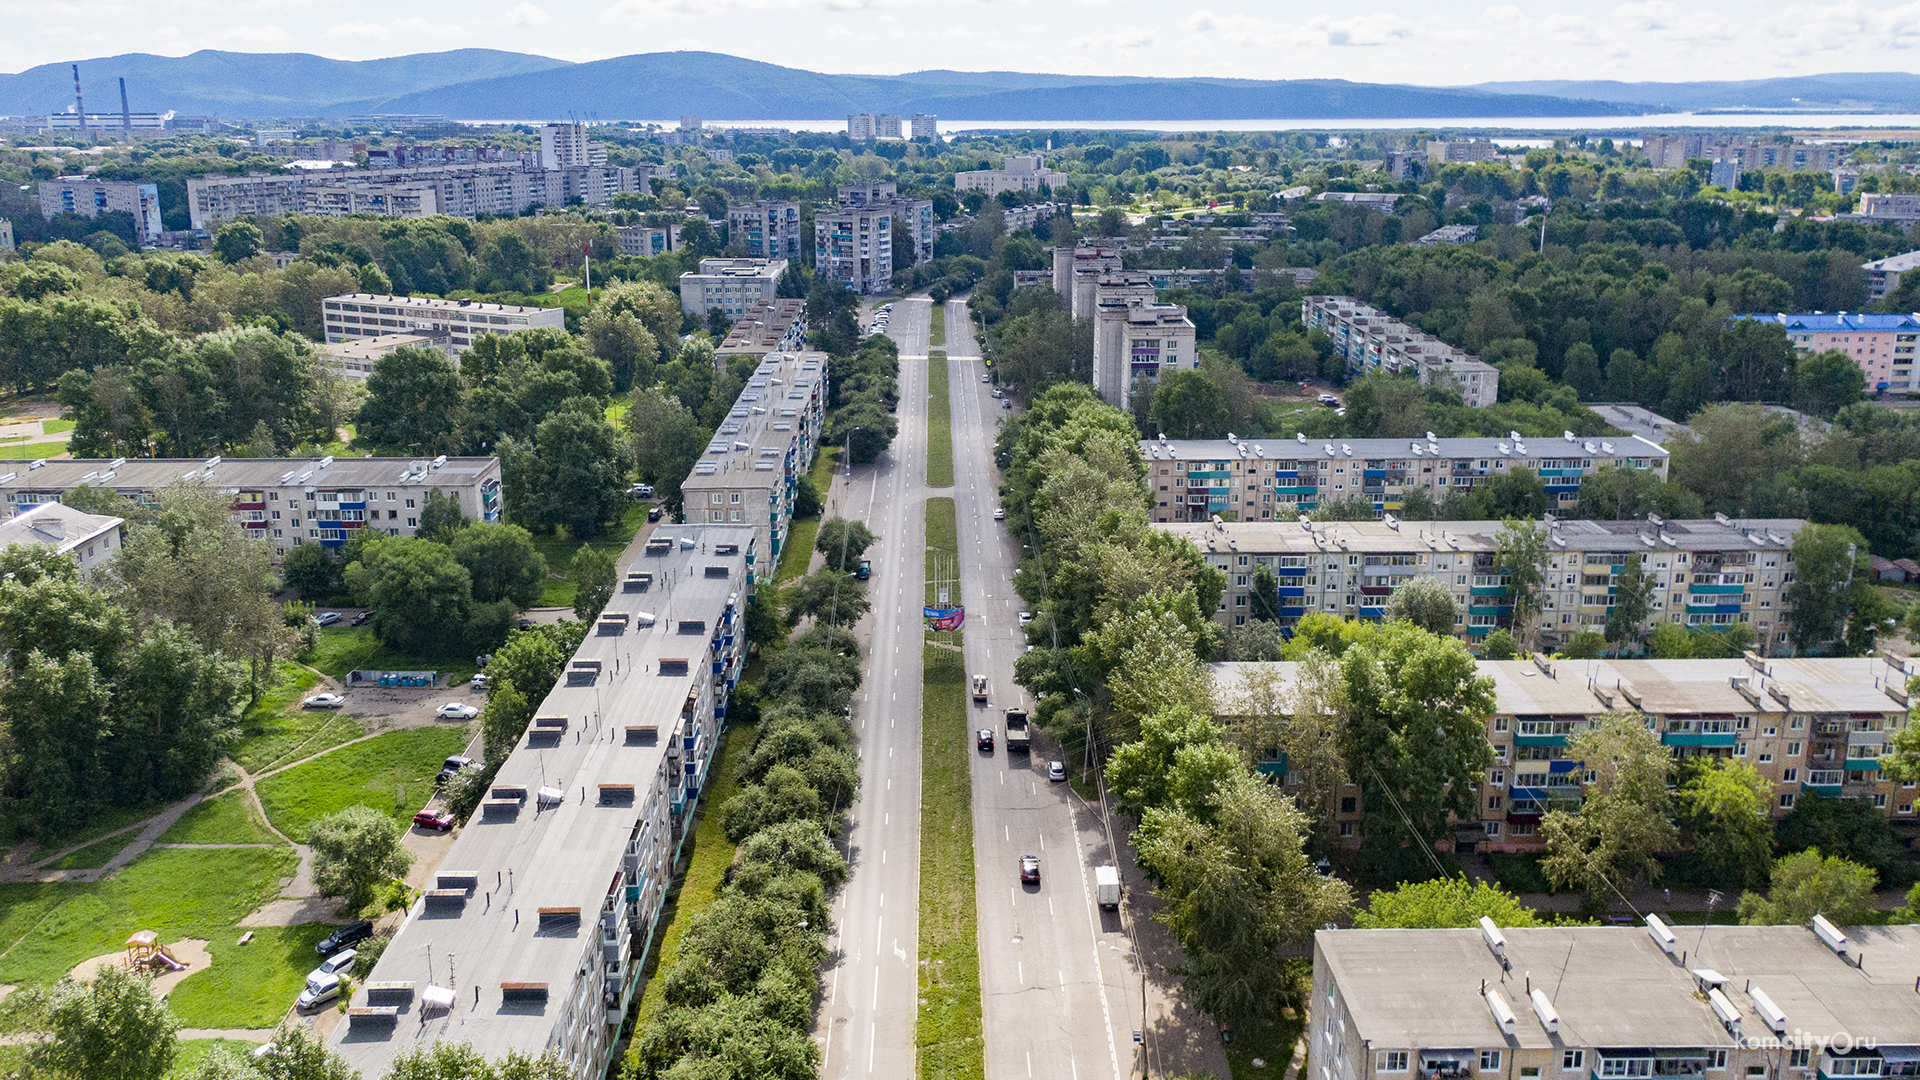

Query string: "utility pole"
[118, 78, 131, 142]
[71, 65, 86, 134]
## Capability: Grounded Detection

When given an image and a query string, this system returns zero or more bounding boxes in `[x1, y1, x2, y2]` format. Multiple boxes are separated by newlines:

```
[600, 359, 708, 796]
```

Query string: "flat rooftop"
[331, 523, 754, 1074]
[0, 456, 498, 493]
[1320, 923, 1920, 1050]
[324, 293, 554, 316]
[1158, 517, 1804, 557]
[680, 352, 825, 494]
[1141, 433, 1671, 463]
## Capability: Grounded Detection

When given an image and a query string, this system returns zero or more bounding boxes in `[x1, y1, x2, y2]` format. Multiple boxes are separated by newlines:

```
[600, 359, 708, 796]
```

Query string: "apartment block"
[37, 176, 162, 241]
[1303, 296, 1501, 407]
[715, 298, 808, 364]
[1173, 511, 1795, 644]
[846, 114, 900, 139]
[0, 502, 124, 574]
[1733, 312, 1920, 394]
[1859, 193, 1920, 220]
[678, 352, 827, 577]
[318, 332, 448, 380]
[0, 455, 502, 558]
[1142, 431, 1671, 524]
[184, 163, 652, 231]
[538, 122, 607, 169]
[678, 258, 788, 319]
[321, 293, 564, 354]
[1312, 921, 1920, 1080]
[911, 114, 937, 139]
[615, 224, 679, 258]
[1426, 139, 1502, 163]
[1093, 294, 1197, 408]
[1053, 239, 1126, 317]
[1643, 133, 1846, 171]
[1863, 250, 1920, 299]
[330, 525, 753, 1080]
[815, 205, 894, 294]
[955, 154, 1068, 195]
[726, 200, 802, 260]
[0, 218, 14, 253]
[837, 182, 934, 266]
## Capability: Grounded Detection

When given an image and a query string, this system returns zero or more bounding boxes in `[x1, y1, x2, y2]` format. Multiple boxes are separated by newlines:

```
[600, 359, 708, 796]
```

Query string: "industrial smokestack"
[71, 64, 85, 132]
[119, 78, 131, 140]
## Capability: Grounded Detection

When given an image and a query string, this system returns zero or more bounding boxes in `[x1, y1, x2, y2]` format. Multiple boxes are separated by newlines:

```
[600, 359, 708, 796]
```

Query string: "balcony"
[1803, 770, 1845, 796]
[1663, 731, 1737, 748]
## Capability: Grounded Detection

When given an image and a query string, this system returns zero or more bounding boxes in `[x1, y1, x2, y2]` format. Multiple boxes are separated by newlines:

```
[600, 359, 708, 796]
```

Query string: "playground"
[67, 933, 211, 998]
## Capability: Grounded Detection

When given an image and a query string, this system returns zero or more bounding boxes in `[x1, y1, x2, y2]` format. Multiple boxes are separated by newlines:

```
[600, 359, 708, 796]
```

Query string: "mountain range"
[4, 50, 1920, 122]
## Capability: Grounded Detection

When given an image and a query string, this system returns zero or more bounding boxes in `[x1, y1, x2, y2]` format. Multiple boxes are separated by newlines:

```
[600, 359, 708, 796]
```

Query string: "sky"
[7, 0, 1920, 82]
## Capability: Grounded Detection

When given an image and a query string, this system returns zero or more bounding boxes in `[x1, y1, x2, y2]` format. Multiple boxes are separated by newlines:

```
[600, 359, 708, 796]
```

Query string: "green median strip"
[918, 497, 984, 1080]
[926, 352, 954, 488]
[930, 302, 946, 348]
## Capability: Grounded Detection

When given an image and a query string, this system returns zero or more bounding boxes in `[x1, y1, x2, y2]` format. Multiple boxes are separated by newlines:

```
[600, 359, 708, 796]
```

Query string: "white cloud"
[1069, 25, 1155, 49]
[324, 19, 388, 39]
[503, 1, 548, 25]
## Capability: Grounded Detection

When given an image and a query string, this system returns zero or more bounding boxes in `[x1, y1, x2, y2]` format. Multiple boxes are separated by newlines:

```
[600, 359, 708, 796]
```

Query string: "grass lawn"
[0, 846, 296, 993]
[0, 438, 70, 460]
[170, 1040, 260, 1078]
[632, 723, 750, 1030]
[159, 791, 282, 846]
[167, 922, 333, 1028]
[40, 419, 74, 435]
[529, 503, 649, 608]
[779, 517, 818, 584]
[51, 829, 145, 871]
[230, 663, 366, 774]
[918, 497, 983, 1080]
[807, 444, 839, 497]
[930, 302, 946, 348]
[1227, 1013, 1303, 1080]
[255, 727, 470, 841]
[926, 354, 954, 488]
[298, 626, 480, 686]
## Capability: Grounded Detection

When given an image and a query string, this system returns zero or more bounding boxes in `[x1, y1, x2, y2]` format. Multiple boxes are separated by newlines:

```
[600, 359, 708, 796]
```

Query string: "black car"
[349, 611, 372, 626]
[647, 506, 663, 522]
[315, 920, 374, 957]
[436, 755, 474, 786]
[975, 728, 994, 751]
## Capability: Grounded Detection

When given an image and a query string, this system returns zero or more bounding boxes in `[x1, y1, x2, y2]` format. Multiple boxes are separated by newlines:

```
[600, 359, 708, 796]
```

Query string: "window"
[1380, 1053, 1409, 1073]
[1522, 1071, 1540, 1079]
[1493, 717, 1510, 732]
[1759, 753, 1773, 763]
[1874, 793, 1888, 808]
[1565, 1052, 1585, 1072]
[1709, 1051, 1727, 1070]
[1490, 770, 1505, 786]
[1484, 821, 1502, 837]
[1780, 793, 1796, 809]
[1783, 768, 1798, 782]
[405, 498, 416, 508]
[1482, 1052, 1502, 1072]
[1340, 796, 1356, 813]
[1488, 795, 1504, 810]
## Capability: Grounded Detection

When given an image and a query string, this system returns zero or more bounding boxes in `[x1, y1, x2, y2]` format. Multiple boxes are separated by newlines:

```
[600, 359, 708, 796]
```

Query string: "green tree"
[480, 679, 531, 766]
[1383, 576, 1458, 636]
[417, 488, 467, 542]
[213, 221, 262, 264]
[1541, 713, 1676, 906]
[570, 547, 617, 622]
[281, 542, 341, 600]
[1107, 706, 1234, 820]
[1793, 349, 1866, 418]
[813, 518, 876, 572]
[450, 523, 548, 609]
[1603, 552, 1658, 649]
[1354, 877, 1548, 928]
[1680, 758, 1774, 889]
[485, 622, 587, 707]
[521, 400, 633, 539]
[828, 399, 898, 465]
[308, 804, 413, 910]
[789, 570, 870, 627]
[1784, 524, 1860, 654]
[1494, 517, 1551, 651]
[355, 346, 466, 455]
[1246, 564, 1283, 622]
[1148, 369, 1229, 439]
[625, 387, 709, 511]
[346, 537, 474, 653]
[387, 1043, 568, 1080]
[27, 965, 178, 1080]
[1561, 342, 1604, 400]
[1480, 628, 1518, 660]
[1647, 621, 1694, 658]
[1736, 848, 1877, 926]
[1559, 629, 1606, 658]
[186, 1024, 358, 1080]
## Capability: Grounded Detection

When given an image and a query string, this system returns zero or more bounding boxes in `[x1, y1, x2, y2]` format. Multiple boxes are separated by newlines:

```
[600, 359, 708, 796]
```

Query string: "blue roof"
[1734, 313, 1920, 332]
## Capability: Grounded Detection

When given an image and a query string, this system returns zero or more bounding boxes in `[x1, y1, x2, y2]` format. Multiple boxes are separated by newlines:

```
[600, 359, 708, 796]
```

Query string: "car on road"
[413, 808, 455, 832]
[647, 506, 664, 522]
[301, 693, 345, 710]
[981, 373, 990, 382]
[1018, 611, 1033, 626]
[349, 610, 373, 626]
[436, 702, 479, 721]
[1020, 855, 1040, 884]
[976, 728, 994, 751]
[296, 972, 342, 1011]
[436, 755, 474, 786]
[315, 920, 373, 957]
[991, 389, 1003, 398]
[993, 507, 1005, 521]
[313, 612, 342, 627]
[1047, 760, 1067, 782]
[1003, 399, 1012, 409]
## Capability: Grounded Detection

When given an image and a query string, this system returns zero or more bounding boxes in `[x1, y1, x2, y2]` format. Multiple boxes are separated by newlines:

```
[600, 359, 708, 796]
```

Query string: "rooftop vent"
[1485, 988, 1516, 1036]
[1479, 916, 1507, 962]
[1750, 986, 1788, 1034]
[1812, 913, 1847, 957]
[1646, 913, 1678, 955]
[1529, 987, 1559, 1034]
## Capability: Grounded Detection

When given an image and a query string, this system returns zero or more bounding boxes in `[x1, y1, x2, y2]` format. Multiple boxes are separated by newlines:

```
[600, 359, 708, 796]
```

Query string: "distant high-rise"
[874, 114, 901, 139]
[847, 114, 877, 140]
[538, 122, 605, 170]
[679, 116, 702, 130]
[911, 114, 938, 139]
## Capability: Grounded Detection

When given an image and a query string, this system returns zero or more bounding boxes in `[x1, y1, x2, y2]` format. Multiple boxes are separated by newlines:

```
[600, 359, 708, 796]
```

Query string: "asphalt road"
[946, 299, 1146, 1080]
[817, 296, 931, 1079]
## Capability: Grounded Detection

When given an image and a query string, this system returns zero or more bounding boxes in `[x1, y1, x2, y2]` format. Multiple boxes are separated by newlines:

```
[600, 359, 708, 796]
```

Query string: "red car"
[1020, 855, 1040, 885]
[412, 809, 454, 832]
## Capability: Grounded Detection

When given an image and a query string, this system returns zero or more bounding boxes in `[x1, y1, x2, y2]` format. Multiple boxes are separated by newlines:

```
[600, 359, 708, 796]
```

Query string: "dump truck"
[972, 674, 989, 703]
[1004, 707, 1030, 753]
[1095, 865, 1122, 910]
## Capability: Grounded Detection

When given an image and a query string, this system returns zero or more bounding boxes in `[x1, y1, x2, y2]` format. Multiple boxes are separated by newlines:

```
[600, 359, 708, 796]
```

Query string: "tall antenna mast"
[71, 64, 86, 133]
[119, 78, 132, 141]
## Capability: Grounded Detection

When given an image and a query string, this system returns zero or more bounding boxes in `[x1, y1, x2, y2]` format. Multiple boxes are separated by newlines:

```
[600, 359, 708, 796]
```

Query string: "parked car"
[436, 702, 479, 721]
[313, 612, 342, 627]
[976, 728, 994, 751]
[1018, 611, 1033, 626]
[349, 610, 373, 626]
[296, 972, 342, 1011]
[981, 373, 991, 382]
[993, 507, 1005, 521]
[1318, 393, 1340, 407]
[647, 506, 664, 522]
[311, 949, 357, 980]
[436, 755, 474, 786]
[301, 693, 344, 710]
[1003, 399, 1012, 410]
[991, 389, 1003, 398]
[628, 483, 655, 499]
[1047, 760, 1067, 782]
[1020, 855, 1040, 884]
[856, 559, 872, 580]
[314, 920, 373, 957]
[470, 673, 490, 692]
[413, 809, 455, 832]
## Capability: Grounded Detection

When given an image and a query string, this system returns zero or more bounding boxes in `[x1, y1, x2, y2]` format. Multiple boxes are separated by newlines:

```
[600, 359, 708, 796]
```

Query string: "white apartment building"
[321, 294, 565, 355]
[317, 332, 447, 380]
[0, 502, 125, 574]
[1169, 513, 1798, 650]
[1303, 296, 1501, 407]
[678, 258, 788, 319]
[837, 182, 934, 266]
[678, 352, 827, 577]
[185, 163, 655, 231]
[815, 205, 893, 294]
[1860, 192, 1920, 219]
[1425, 139, 1502, 163]
[0, 456, 502, 558]
[1093, 293, 1196, 408]
[726, 200, 802, 260]
[911, 114, 937, 139]
[1053, 239, 1126, 318]
[715, 299, 808, 364]
[1141, 432, 1672, 522]
[846, 114, 883, 139]
[1863, 249, 1920, 299]
[615, 224, 679, 258]
[37, 176, 163, 241]
[955, 154, 1068, 195]
[330, 525, 753, 1080]
[539, 122, 607, 169]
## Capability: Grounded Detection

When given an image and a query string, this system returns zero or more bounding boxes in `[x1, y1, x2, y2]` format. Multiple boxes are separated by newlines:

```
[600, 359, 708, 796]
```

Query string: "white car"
[310, 949, 357, 980]
[436, 702, 479, 720]
[993, 507, 1006, 520]
[1018, 611, 1033, 626]
[981, 373, 990, 382]
[302, 693, 345, 710]
[296, 972, 342, 1011]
